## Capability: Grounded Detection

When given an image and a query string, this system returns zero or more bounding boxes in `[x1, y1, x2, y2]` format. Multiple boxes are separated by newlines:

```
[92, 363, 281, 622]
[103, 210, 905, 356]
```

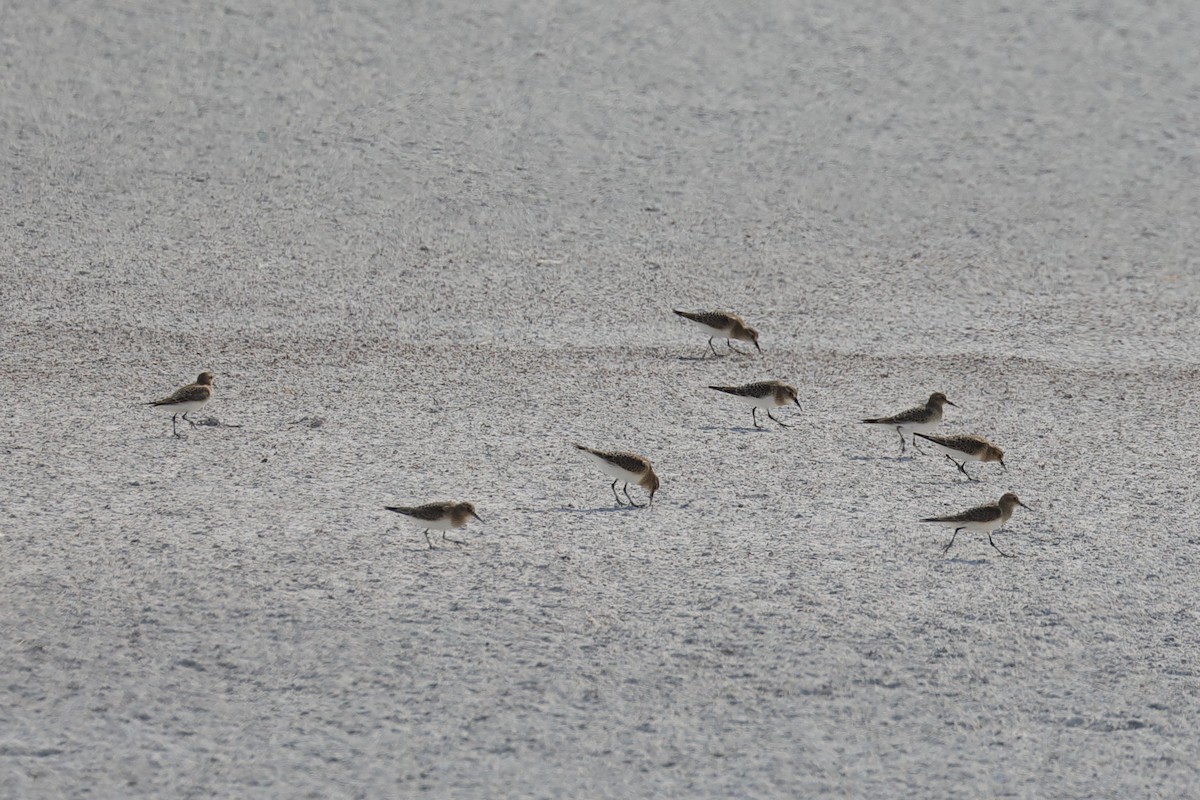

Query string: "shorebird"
[862, 392, 956, 454]
[708, 380, 801, 429]
[919, 492, 1029, 557]
[574, 444, 659, 508]
[673, 309, 761, 357]
[384, 501, 483, 548]
[147, 371, 215, 437]
[913, 432, 1006, 481]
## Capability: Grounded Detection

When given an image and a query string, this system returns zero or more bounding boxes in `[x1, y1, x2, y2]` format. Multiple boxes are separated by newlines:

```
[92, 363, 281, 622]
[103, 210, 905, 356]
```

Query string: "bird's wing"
[916, 433, 986, 454]
[922, 503, 1002, 524]
[385, 504, 447, 521]
[675, 310, 732, 328]
[152, 383, 211, 406]
[586, 449, 647, 473]
[709, 383, 771, 398]
[872, 405, 930, 425]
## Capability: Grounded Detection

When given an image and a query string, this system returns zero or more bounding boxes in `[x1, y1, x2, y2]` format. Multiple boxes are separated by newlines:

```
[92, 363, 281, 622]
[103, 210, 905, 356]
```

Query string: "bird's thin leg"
[424, 530, 435, 549]
[988, 532, 1014, 558]
[707, 337, 721, 357]
[172, 414, 182, 438]
[766, 409, 791, 428]
[726, 338, 748, 355]
[182, 412, 197, 429]
[896, 427, 906, 454]
[443, 531, 467, 546]
[941, 527, 962, 554]
[611, 479, 626, 506]
[752, 408, 763, 429]
[911, 435, 926, 454]
[958, 458, 978, 481]
[946, 455, 977, 481]
[623, 483, 643, 508]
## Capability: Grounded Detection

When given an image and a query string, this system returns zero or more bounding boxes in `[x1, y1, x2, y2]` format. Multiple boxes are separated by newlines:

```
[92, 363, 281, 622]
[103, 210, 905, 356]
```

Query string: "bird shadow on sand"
[675, 351, 751, 363]
[940, 555, 995, 565]
[697, 425, 769, 435]
[554, 505, 644, 514]
[848, 454, 916, 463]
[399, 543, 473, 554]
[196, 416, 242, 429]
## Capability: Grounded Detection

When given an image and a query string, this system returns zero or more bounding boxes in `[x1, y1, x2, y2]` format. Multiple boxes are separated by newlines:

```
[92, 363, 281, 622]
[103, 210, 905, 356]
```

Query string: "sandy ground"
[4, 0, 1200, 796]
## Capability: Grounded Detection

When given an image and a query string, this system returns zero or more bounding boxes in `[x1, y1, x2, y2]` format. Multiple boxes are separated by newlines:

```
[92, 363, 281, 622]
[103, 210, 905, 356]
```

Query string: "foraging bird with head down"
[708, 380, 801, 429]
[913, 432, 1006, 481]
[573, 444, 659, 508]
[673, 309, 761, 357]
[384, 501, 483, 548]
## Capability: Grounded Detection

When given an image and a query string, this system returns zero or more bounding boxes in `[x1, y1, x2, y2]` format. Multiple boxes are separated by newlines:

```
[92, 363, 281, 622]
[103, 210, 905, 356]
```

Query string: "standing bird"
[384, 501, 483, 548]
[708, 380, 801, 429]
[919, 492, 1030, 557]
[573, 444, 660, 508]
[861, 391, 956, 454]
[913, 432, 1006, 481]
[673, 309, 761, 357]
[147, 371, 215, 437]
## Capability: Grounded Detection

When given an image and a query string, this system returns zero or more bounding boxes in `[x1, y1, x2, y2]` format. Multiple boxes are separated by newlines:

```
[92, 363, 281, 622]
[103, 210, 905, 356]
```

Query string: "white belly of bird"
[156, 399, 207, 415]
[729, 392, 777, 409]
[692, 322, 732, 339]
[414, 516, 456, 531]
[584, 452, 644, 484]
[899, 418, 940, 435]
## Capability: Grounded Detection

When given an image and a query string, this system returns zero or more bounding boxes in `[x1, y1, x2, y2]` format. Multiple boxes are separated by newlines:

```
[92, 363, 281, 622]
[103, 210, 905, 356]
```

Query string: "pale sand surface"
[3, 1, 1200, 797]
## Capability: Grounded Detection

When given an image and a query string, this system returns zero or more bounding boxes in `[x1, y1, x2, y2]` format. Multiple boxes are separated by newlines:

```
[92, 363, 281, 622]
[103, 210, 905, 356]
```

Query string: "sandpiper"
[574, 444, 659, 508]
[913, 432, 1006, 481]
[862, 392, 956, 454]
[384, 501, 483, 548]
[919, 492, 1029, 557]
[147, 371, 215, 437]
[708, 380, 801, 429]
[673, 309, 761, 357]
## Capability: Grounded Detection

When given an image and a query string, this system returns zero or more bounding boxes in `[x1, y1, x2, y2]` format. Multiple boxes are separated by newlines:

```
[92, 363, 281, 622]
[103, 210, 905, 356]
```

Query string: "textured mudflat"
[3, 1, 1200, 797]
